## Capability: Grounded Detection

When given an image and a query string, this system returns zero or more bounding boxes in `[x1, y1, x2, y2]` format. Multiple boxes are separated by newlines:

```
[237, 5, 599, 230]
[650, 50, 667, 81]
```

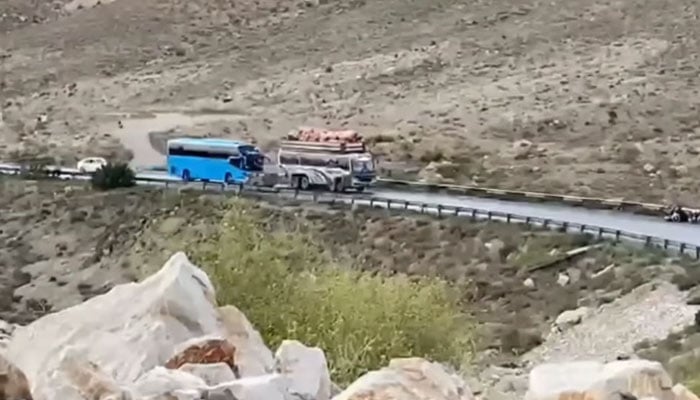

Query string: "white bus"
[277, 140, 376, 192]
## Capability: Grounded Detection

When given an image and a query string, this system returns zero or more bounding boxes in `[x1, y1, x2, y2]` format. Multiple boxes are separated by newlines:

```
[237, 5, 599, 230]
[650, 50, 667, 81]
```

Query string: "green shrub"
[91, 163, 136, 190]
[190, 201, 474, 385]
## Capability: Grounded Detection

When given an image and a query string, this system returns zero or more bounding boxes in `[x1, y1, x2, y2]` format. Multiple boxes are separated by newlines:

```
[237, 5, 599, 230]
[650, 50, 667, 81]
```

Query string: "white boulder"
[524, 359, 676, 400]
[218, 305, 275, 377]
[1, 252, 282, 400]
[332, 357, 474, 400]
[275, 339, 331, 400]
[553, 307, 592, 332]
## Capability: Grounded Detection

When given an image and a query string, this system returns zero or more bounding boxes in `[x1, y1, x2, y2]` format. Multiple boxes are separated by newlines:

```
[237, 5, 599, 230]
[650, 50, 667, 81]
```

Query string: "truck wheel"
[182, 170, 191, 182]
[299, 175, 310, 190]
[331, 178, 343, 192]
[355, 186, 365, 193]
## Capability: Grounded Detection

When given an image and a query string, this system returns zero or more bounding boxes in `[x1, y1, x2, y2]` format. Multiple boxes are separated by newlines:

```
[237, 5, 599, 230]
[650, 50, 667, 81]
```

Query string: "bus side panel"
[168, 155, 249, 183]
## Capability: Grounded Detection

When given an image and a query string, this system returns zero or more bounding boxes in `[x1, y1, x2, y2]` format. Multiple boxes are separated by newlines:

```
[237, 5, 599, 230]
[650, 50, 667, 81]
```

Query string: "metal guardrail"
[374, 178, 676, 216]
[1, 164, 698, 259]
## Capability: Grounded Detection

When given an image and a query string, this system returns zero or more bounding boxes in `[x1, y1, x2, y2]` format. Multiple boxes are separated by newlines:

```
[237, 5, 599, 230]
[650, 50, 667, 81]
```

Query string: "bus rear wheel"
[182, 170, 191, 182]
[331, 178, 343, 193]
[293, 175, 310, 190]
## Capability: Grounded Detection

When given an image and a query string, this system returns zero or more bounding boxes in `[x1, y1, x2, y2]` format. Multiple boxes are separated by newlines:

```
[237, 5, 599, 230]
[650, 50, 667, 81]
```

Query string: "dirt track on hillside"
[1, 0, 700, 203]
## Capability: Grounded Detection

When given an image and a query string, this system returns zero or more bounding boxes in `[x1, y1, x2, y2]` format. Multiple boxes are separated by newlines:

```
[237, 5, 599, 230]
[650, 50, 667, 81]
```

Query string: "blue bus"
[166, 138, 265, 184]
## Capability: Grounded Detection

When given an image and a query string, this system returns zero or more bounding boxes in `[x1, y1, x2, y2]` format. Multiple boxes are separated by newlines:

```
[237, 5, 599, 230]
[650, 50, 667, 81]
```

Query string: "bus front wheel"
[182, 170, 191, 182]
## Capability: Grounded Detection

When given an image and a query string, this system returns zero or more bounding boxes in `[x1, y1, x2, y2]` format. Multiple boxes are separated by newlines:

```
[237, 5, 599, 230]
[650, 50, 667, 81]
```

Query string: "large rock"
[275, 340, 331, 400]
[0, 354, 33, 400]
[553, 307, 592, 332]
[332, 357, 474, 400]
[0, 252, 285, 400]
[524, 359, 676, 400]
[218, 305, 275, 377]
[673, 384, 700, 400]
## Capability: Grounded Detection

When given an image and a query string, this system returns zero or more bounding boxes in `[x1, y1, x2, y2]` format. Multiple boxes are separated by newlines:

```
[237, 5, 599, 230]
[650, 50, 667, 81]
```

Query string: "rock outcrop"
[0, 252, 478, 400]
[332, 357, 474, 400]
[525, 359, 678, 400]
[1, 251, 698, 400]
[0, 252, 329, 400]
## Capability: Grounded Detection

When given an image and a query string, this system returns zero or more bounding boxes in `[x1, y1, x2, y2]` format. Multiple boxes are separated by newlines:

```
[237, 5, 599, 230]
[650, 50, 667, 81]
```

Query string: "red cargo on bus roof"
[286, 127, 364, 144]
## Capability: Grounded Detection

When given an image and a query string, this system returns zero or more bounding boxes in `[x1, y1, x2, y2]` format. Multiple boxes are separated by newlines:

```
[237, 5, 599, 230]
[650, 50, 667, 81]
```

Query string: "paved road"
[371, 189, 700, 246]
[3, 162, 700, 247]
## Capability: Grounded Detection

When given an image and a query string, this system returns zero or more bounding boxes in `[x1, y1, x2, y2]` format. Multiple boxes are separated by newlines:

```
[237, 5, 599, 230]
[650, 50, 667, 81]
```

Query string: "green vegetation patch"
[188, 200, 474, 385]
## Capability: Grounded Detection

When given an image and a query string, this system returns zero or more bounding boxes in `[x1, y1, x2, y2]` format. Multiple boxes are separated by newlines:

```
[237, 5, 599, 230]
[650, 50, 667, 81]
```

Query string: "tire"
[355, 186, 365, 193]
[299, 175, 310, 190]
[224, 173, 233, 185]
[331, 178, 343, 193]
[182, 169, 191, 182]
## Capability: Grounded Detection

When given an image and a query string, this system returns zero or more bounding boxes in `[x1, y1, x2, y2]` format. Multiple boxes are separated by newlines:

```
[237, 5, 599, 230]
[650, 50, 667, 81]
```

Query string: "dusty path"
[99, 112, 246, 167]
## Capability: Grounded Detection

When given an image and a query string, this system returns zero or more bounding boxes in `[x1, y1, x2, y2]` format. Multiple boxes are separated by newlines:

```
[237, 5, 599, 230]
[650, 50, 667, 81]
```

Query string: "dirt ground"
[1, 0, 699, 203]
[3, 177, 700, 375]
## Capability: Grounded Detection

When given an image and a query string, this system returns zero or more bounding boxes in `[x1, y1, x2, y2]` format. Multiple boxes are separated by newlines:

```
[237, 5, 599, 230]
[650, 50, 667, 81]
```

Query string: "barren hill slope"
[1, 0, 699, 202]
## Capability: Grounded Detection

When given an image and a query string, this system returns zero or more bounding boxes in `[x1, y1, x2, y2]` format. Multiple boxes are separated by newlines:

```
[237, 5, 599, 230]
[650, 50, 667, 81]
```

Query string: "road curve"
[3, 162, 700, 247]
[371, 188, 700, 246]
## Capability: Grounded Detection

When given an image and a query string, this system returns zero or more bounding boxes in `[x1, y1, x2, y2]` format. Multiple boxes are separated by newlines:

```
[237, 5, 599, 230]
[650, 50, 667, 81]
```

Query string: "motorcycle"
[664, 206, 700, 223]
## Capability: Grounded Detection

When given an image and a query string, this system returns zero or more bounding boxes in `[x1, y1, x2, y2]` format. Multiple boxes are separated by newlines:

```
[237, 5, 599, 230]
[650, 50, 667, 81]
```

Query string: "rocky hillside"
[2, 178, 700, 396]
[0, 252, 697, 400]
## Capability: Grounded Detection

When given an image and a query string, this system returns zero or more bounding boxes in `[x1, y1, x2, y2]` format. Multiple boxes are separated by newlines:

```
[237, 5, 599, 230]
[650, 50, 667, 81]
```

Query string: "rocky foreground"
[0, 252, 697, 400]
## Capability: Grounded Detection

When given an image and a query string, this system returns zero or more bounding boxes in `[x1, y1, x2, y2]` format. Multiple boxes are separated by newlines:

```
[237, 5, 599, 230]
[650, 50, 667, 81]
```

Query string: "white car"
[77, 157, 108, 173]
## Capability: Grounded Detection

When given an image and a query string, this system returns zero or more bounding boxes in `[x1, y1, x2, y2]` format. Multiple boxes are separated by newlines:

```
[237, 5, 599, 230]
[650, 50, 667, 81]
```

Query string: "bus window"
[169, 146, 233, 159]
[279, 153, 299, 165]
[228, 157, 242, 168]
[351, 158, 374, 173]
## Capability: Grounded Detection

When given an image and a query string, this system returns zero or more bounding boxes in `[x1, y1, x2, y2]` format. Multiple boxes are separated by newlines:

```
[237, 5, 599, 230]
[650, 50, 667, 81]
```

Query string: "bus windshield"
[351, 158, 374, 173]
[244, 153, 264, 171]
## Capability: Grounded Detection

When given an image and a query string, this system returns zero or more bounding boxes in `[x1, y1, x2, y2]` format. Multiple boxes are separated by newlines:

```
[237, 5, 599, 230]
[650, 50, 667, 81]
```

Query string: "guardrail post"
[202, 182, 206, 190]
[370, 198, 375, 207]
[525, 216, 530, 225]
[312, 191, 319, 203]
[598, 227, 603, 238]
[561, 221, 568, 232]
[294, 188, 299, 199]
[421, 204, 426, 213]
[437, 204, 442, 217]
[471, 209, 477, 220]
[387, 199, 392, 209]
[237, 184, 243, 196]
[696, 247, 700, 260]
[645, 236, 651, 246]
[615, 230, 620, 241]
[487, 211, 492, 220]
[165, 181, 169, 189]
[663, 239, 669, 249]
[404, 201, 409, 210]
[580, 224, 585, 233]
[680, 243, 686, 255]
[506, 213, 511, 223]
[454, 207, 460, 216]
[543, 219, 549, 228]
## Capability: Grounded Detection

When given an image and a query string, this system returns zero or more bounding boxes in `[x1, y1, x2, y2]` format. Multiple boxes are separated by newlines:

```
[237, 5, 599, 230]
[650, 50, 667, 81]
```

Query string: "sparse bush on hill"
[190, 200, 474, 385]
[91, 163, 136, 190]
